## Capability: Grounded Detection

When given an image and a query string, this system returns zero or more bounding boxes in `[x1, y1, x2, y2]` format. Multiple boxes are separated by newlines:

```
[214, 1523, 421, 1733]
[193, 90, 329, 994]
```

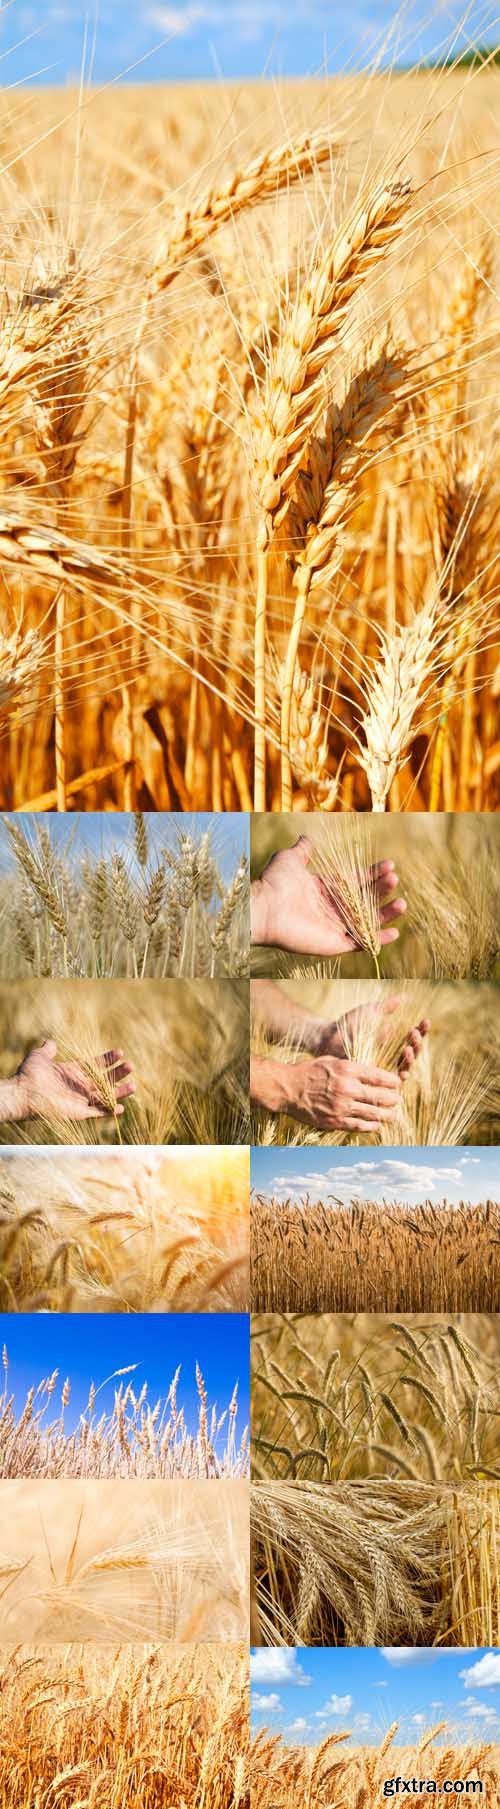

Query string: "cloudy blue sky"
[1, 0, 500, 84]
[250, 1144, 499, 1205]
[0, 1310, 249, 1434]
[250, 1647, 500, 1747]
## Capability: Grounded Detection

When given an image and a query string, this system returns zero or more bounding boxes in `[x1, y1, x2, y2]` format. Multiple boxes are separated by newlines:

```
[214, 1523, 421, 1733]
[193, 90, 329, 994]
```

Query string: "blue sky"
[250, 1647, 500, 1746]
[1, 1, 500, 84]
[250, 1145, 499, 1206]
[0, 813, 248, 887]
[0, 1311, 249, 1433]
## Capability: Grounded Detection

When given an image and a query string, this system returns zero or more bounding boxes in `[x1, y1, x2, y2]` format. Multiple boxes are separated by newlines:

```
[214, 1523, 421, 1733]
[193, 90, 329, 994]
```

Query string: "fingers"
[115, 1080, 136, 1101]
[356, 1064, 401, 1093]
[101, 1050, 135, 1090]
[38, 1038, 57, 1060]
[398, 1018, 430, 1076]
[343, 1108, 399, 1130]
[380, 897, 406, 924]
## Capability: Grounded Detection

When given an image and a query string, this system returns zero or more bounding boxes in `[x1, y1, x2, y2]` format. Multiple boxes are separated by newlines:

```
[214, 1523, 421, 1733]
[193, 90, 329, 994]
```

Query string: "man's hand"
[13, 1040, 136, 1121]
[251, 835, 406, 955]
[251, 1053, 401, 1132]
[312, 994, 430, 1077]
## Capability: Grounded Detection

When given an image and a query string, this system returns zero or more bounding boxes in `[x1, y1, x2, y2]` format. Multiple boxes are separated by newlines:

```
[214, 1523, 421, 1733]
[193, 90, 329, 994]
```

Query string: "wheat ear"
[253, 176, 412, 808]
[280, 340, 411, 805]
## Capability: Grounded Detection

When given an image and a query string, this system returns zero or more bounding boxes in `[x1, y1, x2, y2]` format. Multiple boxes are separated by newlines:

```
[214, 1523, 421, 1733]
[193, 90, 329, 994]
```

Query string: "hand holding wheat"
[5, 1040, 136, 1121]
[251, 834, 406, 954]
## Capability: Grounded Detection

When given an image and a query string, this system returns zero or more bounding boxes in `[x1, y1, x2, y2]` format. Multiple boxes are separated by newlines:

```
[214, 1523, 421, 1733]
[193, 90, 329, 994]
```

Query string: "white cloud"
[382, 1650, 438, 1668]
[315, 1694, 352, 1716]
[461, 1700, 498, 1723]
[412, 1714, 426, 1726]
[286, 1718, 308, 1734]
[147, 3, 206, 33]
[353, 1712, 377, 1733]
[372, 1681, 388, 1688]
[253, 1693, 282, 1711]
[250, 1651, 311, 1686]
[460, 1654, 500, 1689]
[273, 1159, 465, 1198]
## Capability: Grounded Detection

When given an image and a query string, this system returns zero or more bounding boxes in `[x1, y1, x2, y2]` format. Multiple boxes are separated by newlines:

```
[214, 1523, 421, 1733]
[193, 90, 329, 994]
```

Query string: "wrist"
[0, 1074, 28, 1122]
[250, 879, 273, 946]
[250, 1056, 298, 1115]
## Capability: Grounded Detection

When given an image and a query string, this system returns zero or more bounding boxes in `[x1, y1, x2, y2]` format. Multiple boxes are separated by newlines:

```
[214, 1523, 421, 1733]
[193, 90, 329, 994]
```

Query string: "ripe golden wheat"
[0, 1145, 249, 1313]
[0, 73, 499, 810]
[251, 1311, 500, 1482]
[0, 1344, 248, 1478]
[250, 1727, 499, 1809]
[0, 1643, 249, 1809]
[251, 1478, 500, 1646]
[250, 1192, 500, 1313]
[0, 813, 249, 979]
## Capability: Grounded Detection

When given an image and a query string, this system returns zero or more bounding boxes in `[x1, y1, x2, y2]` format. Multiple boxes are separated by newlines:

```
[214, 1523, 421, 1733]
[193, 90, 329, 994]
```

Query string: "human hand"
[314, 993, 430, 1077]
[14, 1040, 136, 1121]
[251, 836, 405, 954]
[250, 1052, 401, 1132]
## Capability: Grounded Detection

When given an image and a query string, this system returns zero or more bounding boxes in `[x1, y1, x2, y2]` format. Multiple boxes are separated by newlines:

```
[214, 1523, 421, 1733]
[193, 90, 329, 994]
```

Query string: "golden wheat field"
[0, 811, 250, 978]
[250, 978, 500, 1144]
[0, 976, 249, 1143]
[250, 1191, 500, 1312]
[250, 812, 500, 978]
[0, 1477, 249, 1641]
[0, 1145, 249, 1312]
[251, 1311, 500, 1482]
[251, 1478, 500, 1646]
[0, 1642, 249, 1809]
[250, 1730, 500, 1808]
[0, 70, 499, 812]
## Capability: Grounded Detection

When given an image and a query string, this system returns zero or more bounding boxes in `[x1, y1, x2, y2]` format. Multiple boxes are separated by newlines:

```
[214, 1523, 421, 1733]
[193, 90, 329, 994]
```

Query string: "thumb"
[38, 1038, 57, 1060]
[293, 835, 314, 866]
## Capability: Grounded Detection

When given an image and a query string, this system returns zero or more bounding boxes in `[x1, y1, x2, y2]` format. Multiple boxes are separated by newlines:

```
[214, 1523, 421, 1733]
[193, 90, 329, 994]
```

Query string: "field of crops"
[0, 1643, 249, 1808]
[250, 1189, 500, 1312]
[250, 1730, 500, 1809]
[0, 1145, 249, 1312]
[251, 1311, 500, 1481]
[0, 72, 499, 812]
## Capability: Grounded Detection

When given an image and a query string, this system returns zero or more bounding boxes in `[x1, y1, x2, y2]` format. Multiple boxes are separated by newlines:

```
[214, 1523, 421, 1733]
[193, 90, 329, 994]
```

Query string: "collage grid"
[0, 10, 500, 1802]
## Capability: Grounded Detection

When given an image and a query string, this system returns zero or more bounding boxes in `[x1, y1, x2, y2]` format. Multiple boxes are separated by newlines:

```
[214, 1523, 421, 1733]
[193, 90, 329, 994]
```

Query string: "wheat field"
[251, 1311, 500, 1482]
[250, 1729, 500, 1808]
[0, 812, 250, 978]
[251, 1478, 500, 1647]
[0, 1642, 249, 1809]
[0, 70, 499, 811]
[0, 977, 249, 1143]
[250, 1191, 500, 1312]
[251, 979, 500, 1144]
[0, 1145, 249, 1312]
[0, 1334, 249, 1479]
[0, 1478, 249, 1641]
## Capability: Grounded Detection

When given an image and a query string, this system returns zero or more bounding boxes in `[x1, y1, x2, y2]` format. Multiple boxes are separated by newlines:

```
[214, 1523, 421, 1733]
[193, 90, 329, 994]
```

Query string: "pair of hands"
[251, 835, 406, 955]
[275, 998, 429, 1131]
[10, 1042, 135, 1122]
